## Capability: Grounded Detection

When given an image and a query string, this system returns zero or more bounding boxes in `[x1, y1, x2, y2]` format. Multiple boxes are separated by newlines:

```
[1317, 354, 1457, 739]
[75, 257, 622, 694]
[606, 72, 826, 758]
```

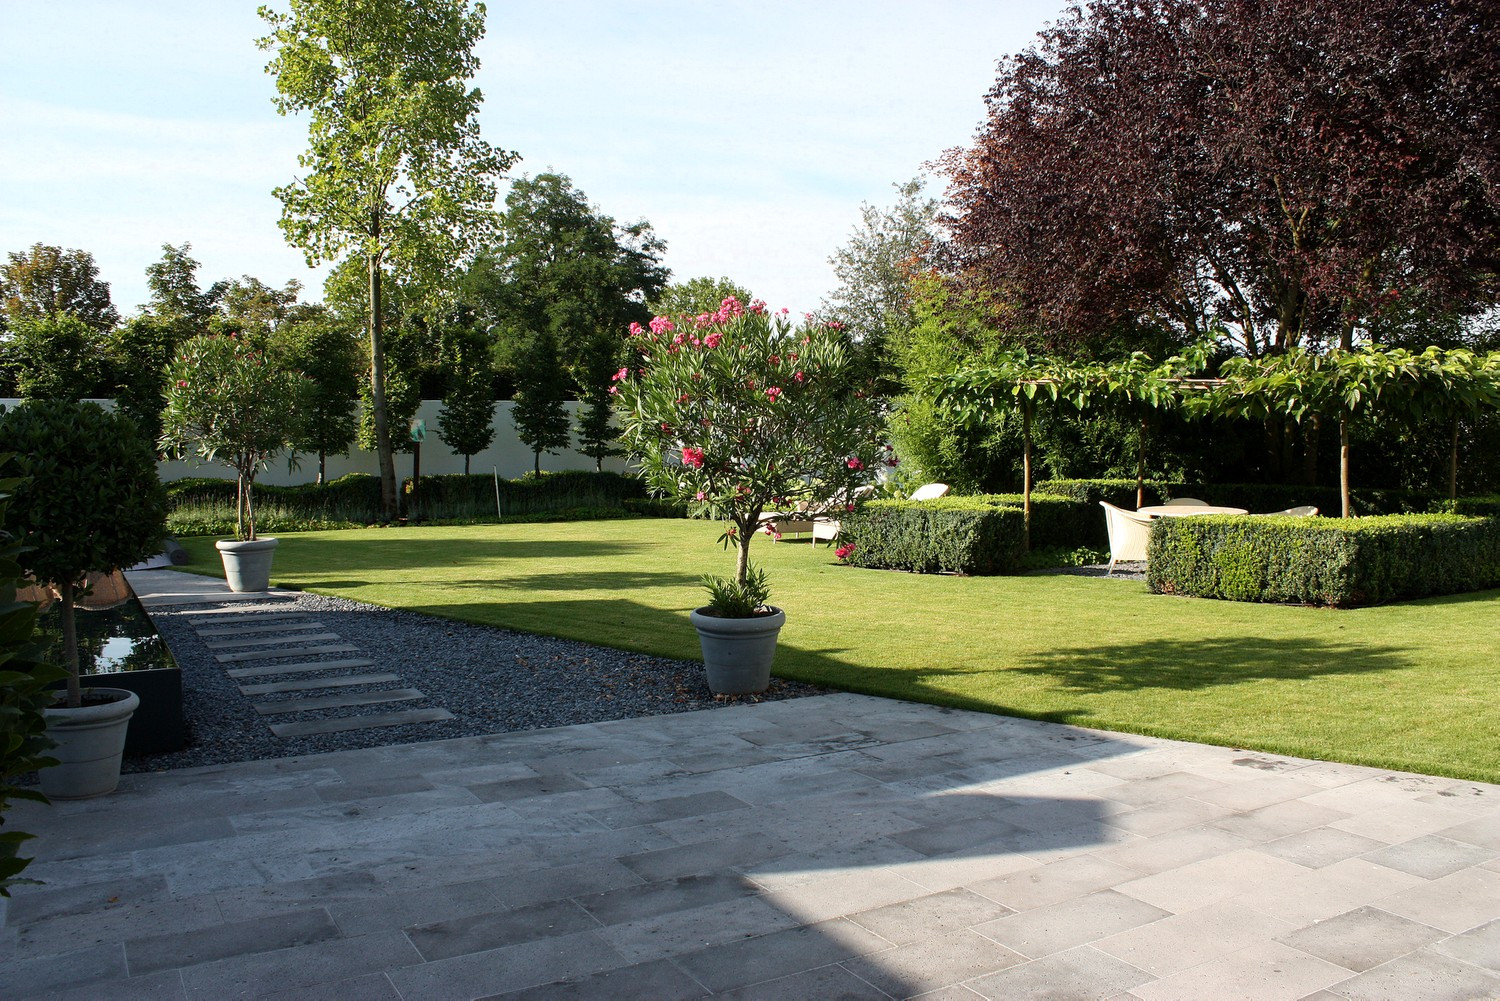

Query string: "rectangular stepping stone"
[177, 607, 302, 620]
[227, 658, 377, 679]
[204, 633, 341, 651]
[215, 643, 358, 664]
[238, 674, 402, 696]
[252, 688, 425, 715]
[194, 620, 321, 637]
[269, 707, 455, 737]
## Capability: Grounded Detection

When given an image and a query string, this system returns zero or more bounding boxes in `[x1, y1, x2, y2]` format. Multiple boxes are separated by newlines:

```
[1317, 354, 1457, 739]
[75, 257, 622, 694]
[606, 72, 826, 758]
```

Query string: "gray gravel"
[128, 592, 822, 774]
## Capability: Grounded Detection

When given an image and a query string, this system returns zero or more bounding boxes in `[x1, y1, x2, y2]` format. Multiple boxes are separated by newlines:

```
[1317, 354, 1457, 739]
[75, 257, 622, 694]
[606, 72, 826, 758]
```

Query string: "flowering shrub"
[616, 297, 886, 604]
[160, 334, 311, 541]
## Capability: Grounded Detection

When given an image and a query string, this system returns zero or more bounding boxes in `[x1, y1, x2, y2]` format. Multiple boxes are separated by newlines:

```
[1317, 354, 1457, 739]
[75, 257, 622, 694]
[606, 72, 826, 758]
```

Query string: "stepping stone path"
[177, 603, 455, 738]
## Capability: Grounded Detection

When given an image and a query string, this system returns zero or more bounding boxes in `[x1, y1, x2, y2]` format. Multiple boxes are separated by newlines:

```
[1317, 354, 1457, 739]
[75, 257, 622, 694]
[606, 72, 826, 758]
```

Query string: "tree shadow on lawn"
[431, 569, 703, 593]
[1008, 635, 1410, 694]
[273, 535, 652, 573]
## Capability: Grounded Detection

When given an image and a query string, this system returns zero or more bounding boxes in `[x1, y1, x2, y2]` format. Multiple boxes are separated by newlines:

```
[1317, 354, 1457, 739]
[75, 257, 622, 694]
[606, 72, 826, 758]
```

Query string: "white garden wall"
[2, 399, 628, 485]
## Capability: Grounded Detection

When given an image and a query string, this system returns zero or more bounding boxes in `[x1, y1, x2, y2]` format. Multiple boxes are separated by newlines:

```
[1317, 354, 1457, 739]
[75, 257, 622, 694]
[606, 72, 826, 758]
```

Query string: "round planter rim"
[44, 687, 141, 726]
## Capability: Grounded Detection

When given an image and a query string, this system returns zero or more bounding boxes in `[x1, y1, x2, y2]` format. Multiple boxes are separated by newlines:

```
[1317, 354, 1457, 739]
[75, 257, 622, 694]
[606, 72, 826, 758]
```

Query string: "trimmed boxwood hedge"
[839, 497, 1026, 574]
[1034, 478, 1447, 518]
[165, 470, 651, 534]
[1147, 513, 1500, 607]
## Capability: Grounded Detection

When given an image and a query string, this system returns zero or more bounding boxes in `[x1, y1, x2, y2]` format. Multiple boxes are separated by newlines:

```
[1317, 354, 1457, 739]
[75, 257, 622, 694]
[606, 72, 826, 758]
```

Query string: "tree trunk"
[368, 244, 398, 520]
[60, 579, 80, 709]
[1450, 419, 1460, 501]
[464, 454, 471, 476]
[1021, 400, 1033, 551]
[1340, 418, 1352, 518]
[235, 473, 246, 540]
[736, 518, 755, 587]
[534, 449, 541, 476]
[244, 474, 257, 541]
[318, 449, 327, 485]
[1136, 417, 1148, 509]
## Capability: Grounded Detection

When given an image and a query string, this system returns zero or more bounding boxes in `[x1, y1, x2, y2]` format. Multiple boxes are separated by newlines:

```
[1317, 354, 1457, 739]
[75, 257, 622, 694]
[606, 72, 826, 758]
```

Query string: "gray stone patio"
[3, 692, 1497, 1000]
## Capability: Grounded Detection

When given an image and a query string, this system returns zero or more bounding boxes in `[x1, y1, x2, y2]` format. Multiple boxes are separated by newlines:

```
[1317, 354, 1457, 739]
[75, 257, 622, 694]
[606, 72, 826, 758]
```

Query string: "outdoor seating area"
[1100, 497, 1321, 575]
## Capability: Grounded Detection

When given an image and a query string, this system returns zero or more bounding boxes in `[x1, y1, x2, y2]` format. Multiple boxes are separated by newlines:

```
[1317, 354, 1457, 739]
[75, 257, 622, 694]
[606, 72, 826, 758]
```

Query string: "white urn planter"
[689, 606, 786, 695]
[42, 688, 140, 799]
[216, 538, 279, 592]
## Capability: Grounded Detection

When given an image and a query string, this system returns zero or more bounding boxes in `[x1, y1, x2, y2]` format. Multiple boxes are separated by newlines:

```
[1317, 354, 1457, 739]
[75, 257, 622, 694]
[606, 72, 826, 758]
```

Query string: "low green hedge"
[1147, 513, 1500, 607]
[1034, 478, 1447, 517]
[165, 470, 649, 534]
[839, 498, 1026, 574]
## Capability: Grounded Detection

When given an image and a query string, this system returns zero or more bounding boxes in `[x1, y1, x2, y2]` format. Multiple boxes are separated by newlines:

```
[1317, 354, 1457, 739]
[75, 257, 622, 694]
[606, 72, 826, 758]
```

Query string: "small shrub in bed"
[1147, 513, 1500, 606]
[839, 498, 1026, 574]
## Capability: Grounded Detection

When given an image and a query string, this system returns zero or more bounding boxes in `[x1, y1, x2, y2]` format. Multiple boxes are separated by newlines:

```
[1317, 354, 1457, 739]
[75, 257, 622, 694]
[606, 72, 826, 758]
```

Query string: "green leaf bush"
[1147, 514, 1500, 606]
[839, 498, 1026, 574]
[1034, 478, 1446, 517]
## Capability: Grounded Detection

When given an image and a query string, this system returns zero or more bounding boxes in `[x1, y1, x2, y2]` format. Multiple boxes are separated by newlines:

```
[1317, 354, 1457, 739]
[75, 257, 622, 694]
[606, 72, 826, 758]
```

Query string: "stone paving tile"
[1191, 775, 1327, 812]
[1230, 857, 1426, 927]
[466, 772, 591, 803]
[964, 945, 1155, 1000]
[256, 972, 402, 1000]
[405, 898, 596, 961]
[848, 888, 1014, 946]
[383, 929, 626, 1001]
[4, 875, 173, 927]
[674, 919, 893, 994]
[1209, 799, 1352, 843]
[125, 907, 341, 975]
[587, 789, 752, 829]
[842, 928, 1027, 997]
[974, 890, 1172, 959]
[969, 855, 1142, 912]
[28, 969, 187, 1001]
[486, 957, 707, 1000]
[617, 831, 793, 881]
[1361, 834, 1499, 880]
[6, 942, 128, 999]
[1098, 772, 1227, 808]
[1434, 812, 1500, 851]
[596, 894, 802, 965]
[713, 963, 892, 1000]
[1093, 899, 1298, 977]
[1115, 849, 1312, 914]
[1373, 866, 1500, 933]
[758, 868, 932, 925]
[212, 872, 383, 921]
[576, 871, 760, 925]
[489, 858, 646, 909]
[1129, 940, 1348, 1001]
[1431, 917, 1500, 973]
[1275, 905, 1447, 973]
[1321, 949, 1500, 1001]
[1094, 824, 1256, 876]
[891, 848, 1039, 892]
[312, 773, 436, 804]
[1102, 796, 1237, 838]
[325, 880, 503, 937]
[1329, 799, 1479, 844]
[1252, 827, 1389, 869]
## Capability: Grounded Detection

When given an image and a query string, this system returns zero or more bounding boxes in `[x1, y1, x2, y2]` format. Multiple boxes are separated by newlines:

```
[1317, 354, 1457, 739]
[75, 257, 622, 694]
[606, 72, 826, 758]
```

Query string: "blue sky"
[1, 1, 1065, 319]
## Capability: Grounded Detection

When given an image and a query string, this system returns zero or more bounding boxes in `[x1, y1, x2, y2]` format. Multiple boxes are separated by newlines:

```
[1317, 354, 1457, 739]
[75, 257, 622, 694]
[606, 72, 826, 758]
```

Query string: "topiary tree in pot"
[160, 333, 311, 591]
[0, 452, 68, 890]
[615, 297, 887, 693]
[0, 401, 167, 798]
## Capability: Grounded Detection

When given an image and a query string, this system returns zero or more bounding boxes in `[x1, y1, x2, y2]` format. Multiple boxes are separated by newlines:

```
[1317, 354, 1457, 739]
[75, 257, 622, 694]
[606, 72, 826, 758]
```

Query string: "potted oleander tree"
[0, 402, 167, 799]
[616, 298, 886, 693]
[160, 333, 311, 592]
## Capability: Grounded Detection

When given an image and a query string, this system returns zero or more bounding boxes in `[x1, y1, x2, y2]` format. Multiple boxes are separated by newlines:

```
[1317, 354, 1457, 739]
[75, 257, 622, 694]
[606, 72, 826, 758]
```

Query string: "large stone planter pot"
[41, 688, 140, 800]
[689, 606, 786, 695]
[216, 537, 279, 592]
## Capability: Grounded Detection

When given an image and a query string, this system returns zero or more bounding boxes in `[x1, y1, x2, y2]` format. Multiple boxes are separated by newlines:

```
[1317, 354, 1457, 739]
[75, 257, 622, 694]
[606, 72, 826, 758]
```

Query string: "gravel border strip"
[127, 591, 823, 773]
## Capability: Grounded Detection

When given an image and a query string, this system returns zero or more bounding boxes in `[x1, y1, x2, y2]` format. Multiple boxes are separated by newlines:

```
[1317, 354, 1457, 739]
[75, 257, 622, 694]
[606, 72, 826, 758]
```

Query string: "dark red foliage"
[942, 0, 1500, 357]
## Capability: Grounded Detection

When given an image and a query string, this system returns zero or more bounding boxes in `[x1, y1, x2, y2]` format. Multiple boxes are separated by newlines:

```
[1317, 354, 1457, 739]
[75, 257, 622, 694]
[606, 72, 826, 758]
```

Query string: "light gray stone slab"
[975, 889, 1173, 958]
[1431, 917, 1500, 973]
[227, 658, 377, 679]
[1276, 905, 1446, 973]
[268, 707, 455, 737]
[1325, 949, 1500, 1000]
[193, 620, 321, 637]
[965, 945, 1156, 1000]
[178, 930, 422, 1001]
[204, 632, 341, 650]
[1361, 834, 1499, 880]
[216, 643, 359, 663]
[673, 918, 893, 994]
[252, 687, 424, 716]
[124, 907, 341, 975]
[483, 956, 707, 1000]
[238, 673, 403, 696]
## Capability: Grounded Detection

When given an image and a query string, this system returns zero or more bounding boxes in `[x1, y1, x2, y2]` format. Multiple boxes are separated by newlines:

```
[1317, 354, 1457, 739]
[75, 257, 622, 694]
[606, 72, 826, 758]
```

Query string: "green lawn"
[175, 519, 1500, 783]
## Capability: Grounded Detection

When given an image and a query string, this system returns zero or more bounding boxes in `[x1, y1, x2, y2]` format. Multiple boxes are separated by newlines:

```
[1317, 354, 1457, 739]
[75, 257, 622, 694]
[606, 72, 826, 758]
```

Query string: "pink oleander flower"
[766, 386, 782, 401]
[608, 385, 619, 395]
[611, 366, 629, 382]
[678, 393, 691, 403]
[682, 446, 705, 468]
[649, 316, 675, 335]
[176, 380, 187, 387]
[768, 355, 781, 365]
[628, 322, 645, 337]
[835, 543, 856, 560]
[703, 332, 722, 349]
[793, 371, 805, 383]
[886, 457, 900, 467]
[695, 490, 706, 501]
[847, 457, 863, 470]
[846, 503, 855, 511]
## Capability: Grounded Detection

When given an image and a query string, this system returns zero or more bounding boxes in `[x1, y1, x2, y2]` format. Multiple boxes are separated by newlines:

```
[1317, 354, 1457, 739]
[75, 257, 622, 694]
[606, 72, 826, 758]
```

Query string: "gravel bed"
[127, 592, 824, 773]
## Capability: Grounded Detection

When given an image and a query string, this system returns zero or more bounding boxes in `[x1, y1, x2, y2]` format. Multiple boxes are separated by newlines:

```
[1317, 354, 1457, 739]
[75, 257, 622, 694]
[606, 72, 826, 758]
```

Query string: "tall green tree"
[106, 315, 182, 445]
[143, 242, 226, 326]
[270, 311, 361, 482]
[649, 276, 751, 319]
[0, 243, 119, 333]
[258, 0, 517, 519]
[2, 315, 109, 400]
[510, 327, 571, 475]
[573, 338, 622, 471]
[436, 311, 496, 474]
[467, 172, 668, 381]
[218, 276, 306, 343]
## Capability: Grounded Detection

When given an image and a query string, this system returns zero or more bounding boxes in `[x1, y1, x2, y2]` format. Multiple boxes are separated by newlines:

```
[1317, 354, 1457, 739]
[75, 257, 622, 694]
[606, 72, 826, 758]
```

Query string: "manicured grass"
[175, 520, 1500, 783]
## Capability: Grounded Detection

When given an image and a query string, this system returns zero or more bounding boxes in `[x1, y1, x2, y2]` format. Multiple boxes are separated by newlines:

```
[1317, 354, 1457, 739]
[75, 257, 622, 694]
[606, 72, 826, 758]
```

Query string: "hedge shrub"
[165, 471, 649, 534]
[839, 498, 1026, 574]
[1034, 478, 1447, 517]
[1147, 513, 1500, 607]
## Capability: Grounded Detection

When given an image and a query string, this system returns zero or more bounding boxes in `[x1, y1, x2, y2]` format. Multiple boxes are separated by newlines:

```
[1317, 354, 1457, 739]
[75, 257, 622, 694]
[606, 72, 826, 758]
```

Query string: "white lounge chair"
[1163, 497, 1208, 506]
[1269, 505, 1319, 516]
[1099, 500, 1154, 574]
[908, 482, 950, 501]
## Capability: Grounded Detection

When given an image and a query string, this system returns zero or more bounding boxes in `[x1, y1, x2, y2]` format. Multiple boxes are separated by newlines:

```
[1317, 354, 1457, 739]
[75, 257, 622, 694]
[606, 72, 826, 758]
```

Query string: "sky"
[0, 1, 1067, 320]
